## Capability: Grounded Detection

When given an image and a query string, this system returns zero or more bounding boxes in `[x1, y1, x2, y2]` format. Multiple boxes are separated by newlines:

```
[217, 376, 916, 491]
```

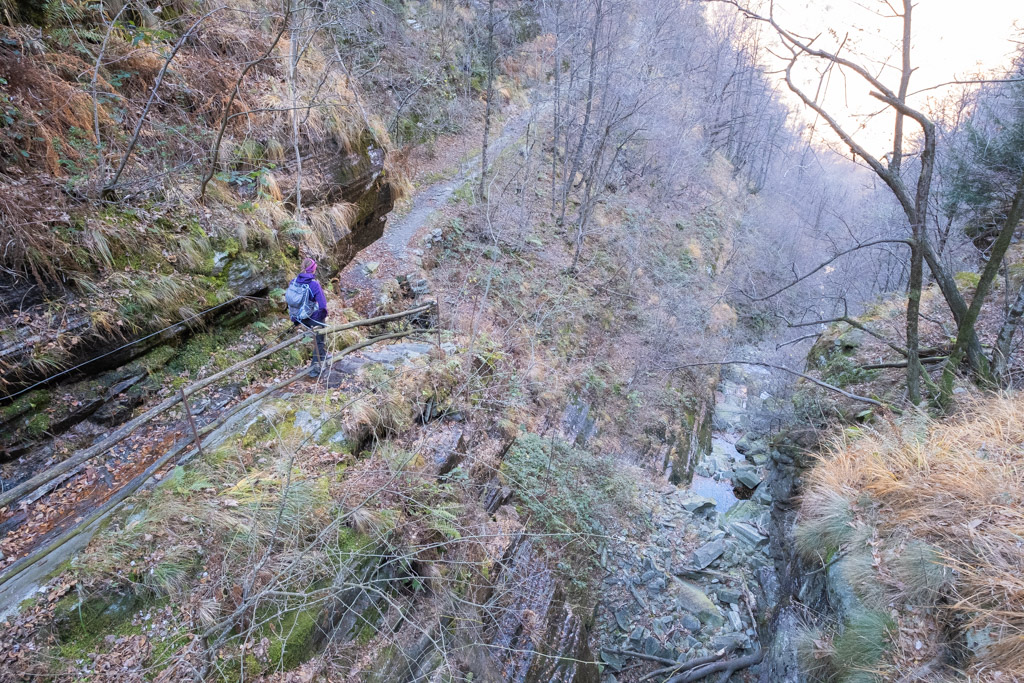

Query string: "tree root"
[615, 645, 761, 683]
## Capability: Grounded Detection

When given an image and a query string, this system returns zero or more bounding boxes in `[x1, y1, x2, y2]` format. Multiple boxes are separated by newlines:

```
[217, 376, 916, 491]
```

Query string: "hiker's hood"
[294, 272, 318, 284]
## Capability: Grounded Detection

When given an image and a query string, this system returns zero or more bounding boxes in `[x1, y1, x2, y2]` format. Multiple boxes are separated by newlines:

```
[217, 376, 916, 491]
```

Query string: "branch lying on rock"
[667, 360, 887, 408]
[861, 357, 946, 370]
[611, 645, 761, 683]
[0, 304, 432, 512]
[665, 650, 763, 683]
[604, 648, 685, 667]
[637, 651, 727, 681]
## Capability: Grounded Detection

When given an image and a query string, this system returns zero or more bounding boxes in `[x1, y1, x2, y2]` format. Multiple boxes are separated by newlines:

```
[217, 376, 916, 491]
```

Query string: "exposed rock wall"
[758, 426, 828, 682]
[0, 137, 397, 460]
[666, 394, 714, 486]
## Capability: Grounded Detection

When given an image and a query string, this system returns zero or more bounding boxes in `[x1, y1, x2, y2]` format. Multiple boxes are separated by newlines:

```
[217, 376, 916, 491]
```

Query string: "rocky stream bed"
[588, 364, 791, 683]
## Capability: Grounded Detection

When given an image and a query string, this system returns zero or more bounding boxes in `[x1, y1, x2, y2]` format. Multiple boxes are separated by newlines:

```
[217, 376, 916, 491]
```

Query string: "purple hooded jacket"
[291, 272, 328, 323]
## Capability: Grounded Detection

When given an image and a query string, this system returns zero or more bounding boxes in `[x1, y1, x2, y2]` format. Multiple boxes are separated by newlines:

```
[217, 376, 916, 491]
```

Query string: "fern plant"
[44, 0, 84, 26]
[426, 502, 462, 540]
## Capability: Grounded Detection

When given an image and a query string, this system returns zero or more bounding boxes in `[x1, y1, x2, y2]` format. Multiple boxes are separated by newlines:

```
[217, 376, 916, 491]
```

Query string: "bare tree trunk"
[941, 170, 1024, 400]
[559, 0, 602, 225]
[906, 232, 923, 403]
[289, 0, 303, 219]
[550, 2, 561, 213]
[570, 139, 604, 270]
[479, 0, 496, 200]
[993, 280, 1024, 382]
[920, 238, 986, 373]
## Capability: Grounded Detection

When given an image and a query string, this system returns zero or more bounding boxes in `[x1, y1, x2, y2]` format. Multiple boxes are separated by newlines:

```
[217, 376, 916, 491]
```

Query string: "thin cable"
[3, 296, 255, 403]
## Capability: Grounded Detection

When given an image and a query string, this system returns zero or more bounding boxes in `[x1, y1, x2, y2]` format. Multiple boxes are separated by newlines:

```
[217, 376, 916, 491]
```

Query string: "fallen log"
[0, 304, 431, 511]
[861, 356, 945, 370]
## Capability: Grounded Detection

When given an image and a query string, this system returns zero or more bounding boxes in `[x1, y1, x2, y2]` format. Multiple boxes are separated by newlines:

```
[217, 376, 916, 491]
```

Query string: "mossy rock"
[673, 578, 725, 628]
[1007, 262, 1024, 288]
[819, 353, 877, 389]
[266, 605, 322, 670]
[1, 389, 51, 423]
[50, 591, 147, 661]
[836, 329, 866, 351]
[25, 410, 52, 436]
[954, 271, 981, 291]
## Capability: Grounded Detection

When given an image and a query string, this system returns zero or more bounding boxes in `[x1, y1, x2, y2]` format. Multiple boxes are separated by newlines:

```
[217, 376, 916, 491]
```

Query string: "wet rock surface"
[592, 367, 777, 681]
[592, 478, 771, 681]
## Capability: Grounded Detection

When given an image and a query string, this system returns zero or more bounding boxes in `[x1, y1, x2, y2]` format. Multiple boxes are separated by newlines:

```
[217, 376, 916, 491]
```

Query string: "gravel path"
[381, 97, 549, 261]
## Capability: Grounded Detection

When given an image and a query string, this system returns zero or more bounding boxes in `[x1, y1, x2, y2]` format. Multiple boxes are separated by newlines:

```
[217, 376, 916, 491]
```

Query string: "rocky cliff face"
[759, 425, 827, 683]
[0, 134, 397, 460]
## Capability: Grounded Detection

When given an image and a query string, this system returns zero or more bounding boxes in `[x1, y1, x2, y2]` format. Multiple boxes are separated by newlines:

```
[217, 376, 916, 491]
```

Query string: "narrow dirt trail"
[376, 97, 548, 263]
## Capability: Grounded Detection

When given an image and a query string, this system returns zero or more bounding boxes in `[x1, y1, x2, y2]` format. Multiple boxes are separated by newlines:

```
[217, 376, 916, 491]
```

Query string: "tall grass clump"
[797, 395, 1024, 677]
[794, 486, 855, 561]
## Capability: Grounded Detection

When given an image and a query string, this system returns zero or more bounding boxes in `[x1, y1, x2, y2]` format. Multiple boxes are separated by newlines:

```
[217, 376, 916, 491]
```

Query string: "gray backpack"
[285, 279, 317, 320]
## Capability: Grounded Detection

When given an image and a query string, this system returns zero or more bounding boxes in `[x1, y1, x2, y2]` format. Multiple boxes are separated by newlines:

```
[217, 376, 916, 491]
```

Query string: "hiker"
[286, 257, 329, 377]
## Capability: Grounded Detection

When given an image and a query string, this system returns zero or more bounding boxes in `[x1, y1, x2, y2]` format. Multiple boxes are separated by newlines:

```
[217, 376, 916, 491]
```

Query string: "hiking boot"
[308, 363, 322, 378]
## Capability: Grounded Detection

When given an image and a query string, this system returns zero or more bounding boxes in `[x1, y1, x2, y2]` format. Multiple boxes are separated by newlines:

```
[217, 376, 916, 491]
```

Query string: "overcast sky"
[746, 0, 1023, 154]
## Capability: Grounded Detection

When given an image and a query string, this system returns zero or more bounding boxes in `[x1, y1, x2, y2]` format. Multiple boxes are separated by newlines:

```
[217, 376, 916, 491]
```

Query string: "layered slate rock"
[485, 538, 600, 682]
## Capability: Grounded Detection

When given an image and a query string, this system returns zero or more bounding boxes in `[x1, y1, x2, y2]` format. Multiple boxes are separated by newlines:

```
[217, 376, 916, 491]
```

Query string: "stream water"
[689, 473, 738, 513]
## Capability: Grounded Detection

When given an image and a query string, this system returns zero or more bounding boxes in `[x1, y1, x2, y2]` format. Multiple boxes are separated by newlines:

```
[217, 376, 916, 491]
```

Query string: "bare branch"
[199, 7, 292, 200]
[669, 360, 887, 407]
[742, 238, 911, 301]
[105, 7, 228, 194]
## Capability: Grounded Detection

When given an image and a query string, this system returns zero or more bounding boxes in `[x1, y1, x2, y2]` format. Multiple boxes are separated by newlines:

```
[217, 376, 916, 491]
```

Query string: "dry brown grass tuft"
[304, 202, 356, 255]
[802, 395, 1024, 677]
[0, 51, 103, 175]
[0, 175, 72, 284]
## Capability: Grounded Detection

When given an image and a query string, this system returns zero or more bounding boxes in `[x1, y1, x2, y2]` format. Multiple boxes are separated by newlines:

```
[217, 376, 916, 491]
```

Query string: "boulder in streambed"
[673, 490, 718, 516]
[729, 522, 768, 549]
[734, 432, 767, 457]
[722, 499, 770, 528]
[673, 579, 725, 628]
[691, 538, 726, 569]
[732, 465, 762, 489]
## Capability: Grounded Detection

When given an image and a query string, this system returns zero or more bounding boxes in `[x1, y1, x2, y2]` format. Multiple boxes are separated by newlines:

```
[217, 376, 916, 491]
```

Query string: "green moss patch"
[1, 389, 51, 423]
[51, 591, 147, 660]
[266, 604, 322, 670]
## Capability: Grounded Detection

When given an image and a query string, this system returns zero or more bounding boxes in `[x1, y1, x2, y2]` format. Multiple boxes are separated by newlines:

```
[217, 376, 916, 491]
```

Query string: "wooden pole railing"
[0, 326, 433, 589]
[0, 304, 432, 511]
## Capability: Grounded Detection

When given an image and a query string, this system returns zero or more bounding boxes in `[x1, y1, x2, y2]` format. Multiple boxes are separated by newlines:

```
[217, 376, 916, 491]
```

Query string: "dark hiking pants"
[301, 318, 327, 366]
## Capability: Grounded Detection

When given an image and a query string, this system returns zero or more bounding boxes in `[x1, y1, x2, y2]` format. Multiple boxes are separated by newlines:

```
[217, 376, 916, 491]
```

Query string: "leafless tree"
[714, 0, 1004, 404]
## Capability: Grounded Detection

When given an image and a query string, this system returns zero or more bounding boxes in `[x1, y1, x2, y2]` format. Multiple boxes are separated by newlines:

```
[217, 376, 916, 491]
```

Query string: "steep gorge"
[3, 1, 1023, 682]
